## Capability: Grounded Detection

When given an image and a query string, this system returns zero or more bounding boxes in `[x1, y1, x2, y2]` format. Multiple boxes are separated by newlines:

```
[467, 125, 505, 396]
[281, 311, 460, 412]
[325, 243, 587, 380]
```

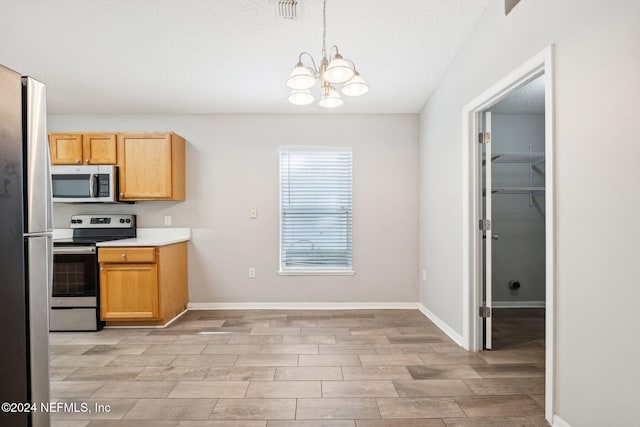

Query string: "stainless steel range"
[51, 214, 136, 331]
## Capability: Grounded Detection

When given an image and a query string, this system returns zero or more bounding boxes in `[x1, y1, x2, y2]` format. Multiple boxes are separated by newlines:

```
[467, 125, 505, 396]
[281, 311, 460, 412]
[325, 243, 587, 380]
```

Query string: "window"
[279, 148, 353, 273]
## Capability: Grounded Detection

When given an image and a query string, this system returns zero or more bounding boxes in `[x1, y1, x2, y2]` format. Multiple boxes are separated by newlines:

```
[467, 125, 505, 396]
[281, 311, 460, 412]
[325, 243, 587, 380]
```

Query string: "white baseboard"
[187, 302, 419, 310]
[417, 304, 464, 347]
[187, 302, 465, 349]
[104, 308, 188, 329]
[492, 301, 546, 308]
[553, 415, 572, 427]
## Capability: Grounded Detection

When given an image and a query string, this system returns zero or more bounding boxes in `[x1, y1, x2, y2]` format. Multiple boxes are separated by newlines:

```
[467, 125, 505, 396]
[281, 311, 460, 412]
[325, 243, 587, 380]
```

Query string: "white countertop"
[98, 228, 191, 247]
[53, 228, 191, 247]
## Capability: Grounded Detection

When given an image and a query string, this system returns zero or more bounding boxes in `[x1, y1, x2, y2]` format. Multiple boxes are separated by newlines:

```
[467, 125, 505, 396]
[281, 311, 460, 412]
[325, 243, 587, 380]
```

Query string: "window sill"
[278, 270, 356, 276]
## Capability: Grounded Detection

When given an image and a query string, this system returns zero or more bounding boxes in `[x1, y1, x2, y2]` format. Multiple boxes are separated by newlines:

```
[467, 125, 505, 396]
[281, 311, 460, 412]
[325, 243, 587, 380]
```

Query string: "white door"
[482, 111, 493, 350]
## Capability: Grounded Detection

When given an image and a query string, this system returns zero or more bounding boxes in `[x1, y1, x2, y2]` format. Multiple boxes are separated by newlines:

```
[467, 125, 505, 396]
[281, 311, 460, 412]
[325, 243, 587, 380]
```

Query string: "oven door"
[51, 246, 97, 305]
[51, 246, 100, 331]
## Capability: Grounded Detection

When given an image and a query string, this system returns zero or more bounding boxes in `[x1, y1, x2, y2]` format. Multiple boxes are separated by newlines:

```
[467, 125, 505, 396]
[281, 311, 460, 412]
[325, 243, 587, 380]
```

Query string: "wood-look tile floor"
[49, 309, 548, 426]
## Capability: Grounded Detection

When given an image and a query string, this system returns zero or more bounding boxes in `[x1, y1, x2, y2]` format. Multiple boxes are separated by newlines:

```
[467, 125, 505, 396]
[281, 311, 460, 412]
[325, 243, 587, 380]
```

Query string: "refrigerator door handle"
[26, 236, 51, 427]
[22, 77, 52, 233]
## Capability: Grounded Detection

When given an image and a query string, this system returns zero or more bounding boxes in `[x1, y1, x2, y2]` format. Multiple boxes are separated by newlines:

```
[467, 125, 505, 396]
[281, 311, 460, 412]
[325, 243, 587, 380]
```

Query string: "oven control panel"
[70, 214, 136, 228]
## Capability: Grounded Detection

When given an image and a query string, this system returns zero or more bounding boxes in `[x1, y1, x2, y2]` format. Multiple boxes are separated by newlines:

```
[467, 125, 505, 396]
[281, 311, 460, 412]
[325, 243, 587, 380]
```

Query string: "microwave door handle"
[93, 174, 100, 198]
[89, 174, 98, 198]
[89, 173, 94, 197]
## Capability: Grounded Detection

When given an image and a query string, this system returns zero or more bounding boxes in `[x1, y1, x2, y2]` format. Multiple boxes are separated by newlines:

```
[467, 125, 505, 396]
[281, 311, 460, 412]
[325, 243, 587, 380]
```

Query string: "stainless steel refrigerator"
[0, 64, 52, 427]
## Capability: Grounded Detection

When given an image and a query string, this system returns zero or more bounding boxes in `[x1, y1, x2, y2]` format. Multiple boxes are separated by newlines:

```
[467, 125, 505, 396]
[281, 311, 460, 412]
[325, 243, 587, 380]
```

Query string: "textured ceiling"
[0, 0, 490, 114]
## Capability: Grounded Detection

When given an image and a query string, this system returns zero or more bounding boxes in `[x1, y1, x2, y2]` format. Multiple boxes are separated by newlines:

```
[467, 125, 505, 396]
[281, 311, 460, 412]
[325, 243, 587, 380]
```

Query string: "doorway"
[462, 46, 555, 422]
[481, 75, 546, 350]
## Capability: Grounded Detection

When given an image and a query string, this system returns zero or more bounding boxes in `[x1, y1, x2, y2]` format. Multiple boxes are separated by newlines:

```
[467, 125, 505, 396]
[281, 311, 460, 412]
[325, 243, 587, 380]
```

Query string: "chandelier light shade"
[286, 0, 368, 108]
[341, 71, 369, 97]
[287, 63, 316, 90]
[324, 53, 355, 84]
[288, 89, 315, 105]
[318, 86, 344, 108]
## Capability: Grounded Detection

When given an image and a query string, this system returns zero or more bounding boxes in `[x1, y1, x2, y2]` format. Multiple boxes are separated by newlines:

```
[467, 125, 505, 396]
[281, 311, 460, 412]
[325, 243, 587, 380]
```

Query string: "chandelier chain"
[321, 0, 327, 58]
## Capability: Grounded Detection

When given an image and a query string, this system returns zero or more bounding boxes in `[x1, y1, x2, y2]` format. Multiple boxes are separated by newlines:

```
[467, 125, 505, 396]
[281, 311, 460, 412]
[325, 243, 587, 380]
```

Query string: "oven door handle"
[53, 246, 97, 255]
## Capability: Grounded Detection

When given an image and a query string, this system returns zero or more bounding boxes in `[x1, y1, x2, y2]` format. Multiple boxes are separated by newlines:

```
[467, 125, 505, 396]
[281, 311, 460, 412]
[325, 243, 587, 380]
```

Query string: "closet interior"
[484, 75, 546, 350]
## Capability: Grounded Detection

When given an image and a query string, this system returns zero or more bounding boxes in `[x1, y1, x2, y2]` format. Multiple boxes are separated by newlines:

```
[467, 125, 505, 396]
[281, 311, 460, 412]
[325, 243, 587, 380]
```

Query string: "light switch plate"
[249, 208, 257, 219]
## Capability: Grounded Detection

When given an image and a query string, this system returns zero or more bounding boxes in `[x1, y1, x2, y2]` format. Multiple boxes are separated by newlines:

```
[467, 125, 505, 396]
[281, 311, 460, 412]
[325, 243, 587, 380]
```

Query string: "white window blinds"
[280, 149, 353, 271]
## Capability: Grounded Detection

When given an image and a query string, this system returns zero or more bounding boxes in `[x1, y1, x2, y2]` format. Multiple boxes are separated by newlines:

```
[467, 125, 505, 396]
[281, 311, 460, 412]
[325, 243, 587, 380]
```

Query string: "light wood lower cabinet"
[99, 263, 158, 320]
[98, 242, 188, 326]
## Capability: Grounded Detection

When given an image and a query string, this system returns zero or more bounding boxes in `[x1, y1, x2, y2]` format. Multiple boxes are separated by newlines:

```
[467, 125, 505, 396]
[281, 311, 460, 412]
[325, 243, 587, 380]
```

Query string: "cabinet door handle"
[75, 159, 81, 164]
[121, 253, 126, 258]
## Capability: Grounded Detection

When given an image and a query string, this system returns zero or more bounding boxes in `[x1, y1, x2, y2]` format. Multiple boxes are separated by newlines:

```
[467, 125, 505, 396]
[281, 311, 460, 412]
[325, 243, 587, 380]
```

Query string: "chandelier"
[286, 0, 369, 107]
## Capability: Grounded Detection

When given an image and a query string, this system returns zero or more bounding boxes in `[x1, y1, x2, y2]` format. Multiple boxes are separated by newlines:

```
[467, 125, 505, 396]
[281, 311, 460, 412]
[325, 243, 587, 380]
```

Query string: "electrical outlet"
[249, 208, 257, 219]
[249, 267, 256, 278]
[164, 215, 172, 226]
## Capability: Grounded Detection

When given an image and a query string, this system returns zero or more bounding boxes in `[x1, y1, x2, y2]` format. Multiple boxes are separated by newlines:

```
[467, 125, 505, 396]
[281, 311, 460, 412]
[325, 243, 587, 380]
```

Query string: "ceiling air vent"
[278, 0, 297, 20]
[505, 0, 521, 15]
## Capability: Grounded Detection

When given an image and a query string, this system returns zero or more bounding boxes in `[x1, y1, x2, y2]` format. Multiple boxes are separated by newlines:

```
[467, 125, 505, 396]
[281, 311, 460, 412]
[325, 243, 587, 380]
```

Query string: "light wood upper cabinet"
[48, 132, 117, 165]
[49, 130, 186, 201]
[117, 132, 185, 201]
[82, 133, 117, 164]
[48, 133, 83, 164]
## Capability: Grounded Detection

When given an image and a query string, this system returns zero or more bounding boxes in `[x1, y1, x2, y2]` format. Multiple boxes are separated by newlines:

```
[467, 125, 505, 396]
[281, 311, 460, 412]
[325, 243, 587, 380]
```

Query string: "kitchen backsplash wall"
[53, 200, 183, 228]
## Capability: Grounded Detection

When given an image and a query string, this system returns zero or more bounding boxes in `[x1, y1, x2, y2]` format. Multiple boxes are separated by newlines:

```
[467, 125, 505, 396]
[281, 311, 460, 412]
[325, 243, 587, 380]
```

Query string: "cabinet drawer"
[99, 247, 156, 263]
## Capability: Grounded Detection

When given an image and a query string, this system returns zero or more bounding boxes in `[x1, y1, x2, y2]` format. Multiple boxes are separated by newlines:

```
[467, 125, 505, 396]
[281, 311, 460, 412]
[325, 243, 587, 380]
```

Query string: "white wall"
[50, 114, 419, 304]
[491, 113, 545, 305]
[419, 0, 640, 425]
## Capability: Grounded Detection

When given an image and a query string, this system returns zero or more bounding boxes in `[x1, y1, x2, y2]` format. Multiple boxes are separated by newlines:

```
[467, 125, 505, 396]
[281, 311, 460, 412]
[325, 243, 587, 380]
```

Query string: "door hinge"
[479, 219, 491, 231]
[479, 306, 491, 318]
[478, 132, 491, 144]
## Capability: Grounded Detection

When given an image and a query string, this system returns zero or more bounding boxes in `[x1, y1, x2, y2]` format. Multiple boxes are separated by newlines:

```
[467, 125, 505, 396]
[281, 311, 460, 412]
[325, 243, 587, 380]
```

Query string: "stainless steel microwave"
[51, 165, 120, 203]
